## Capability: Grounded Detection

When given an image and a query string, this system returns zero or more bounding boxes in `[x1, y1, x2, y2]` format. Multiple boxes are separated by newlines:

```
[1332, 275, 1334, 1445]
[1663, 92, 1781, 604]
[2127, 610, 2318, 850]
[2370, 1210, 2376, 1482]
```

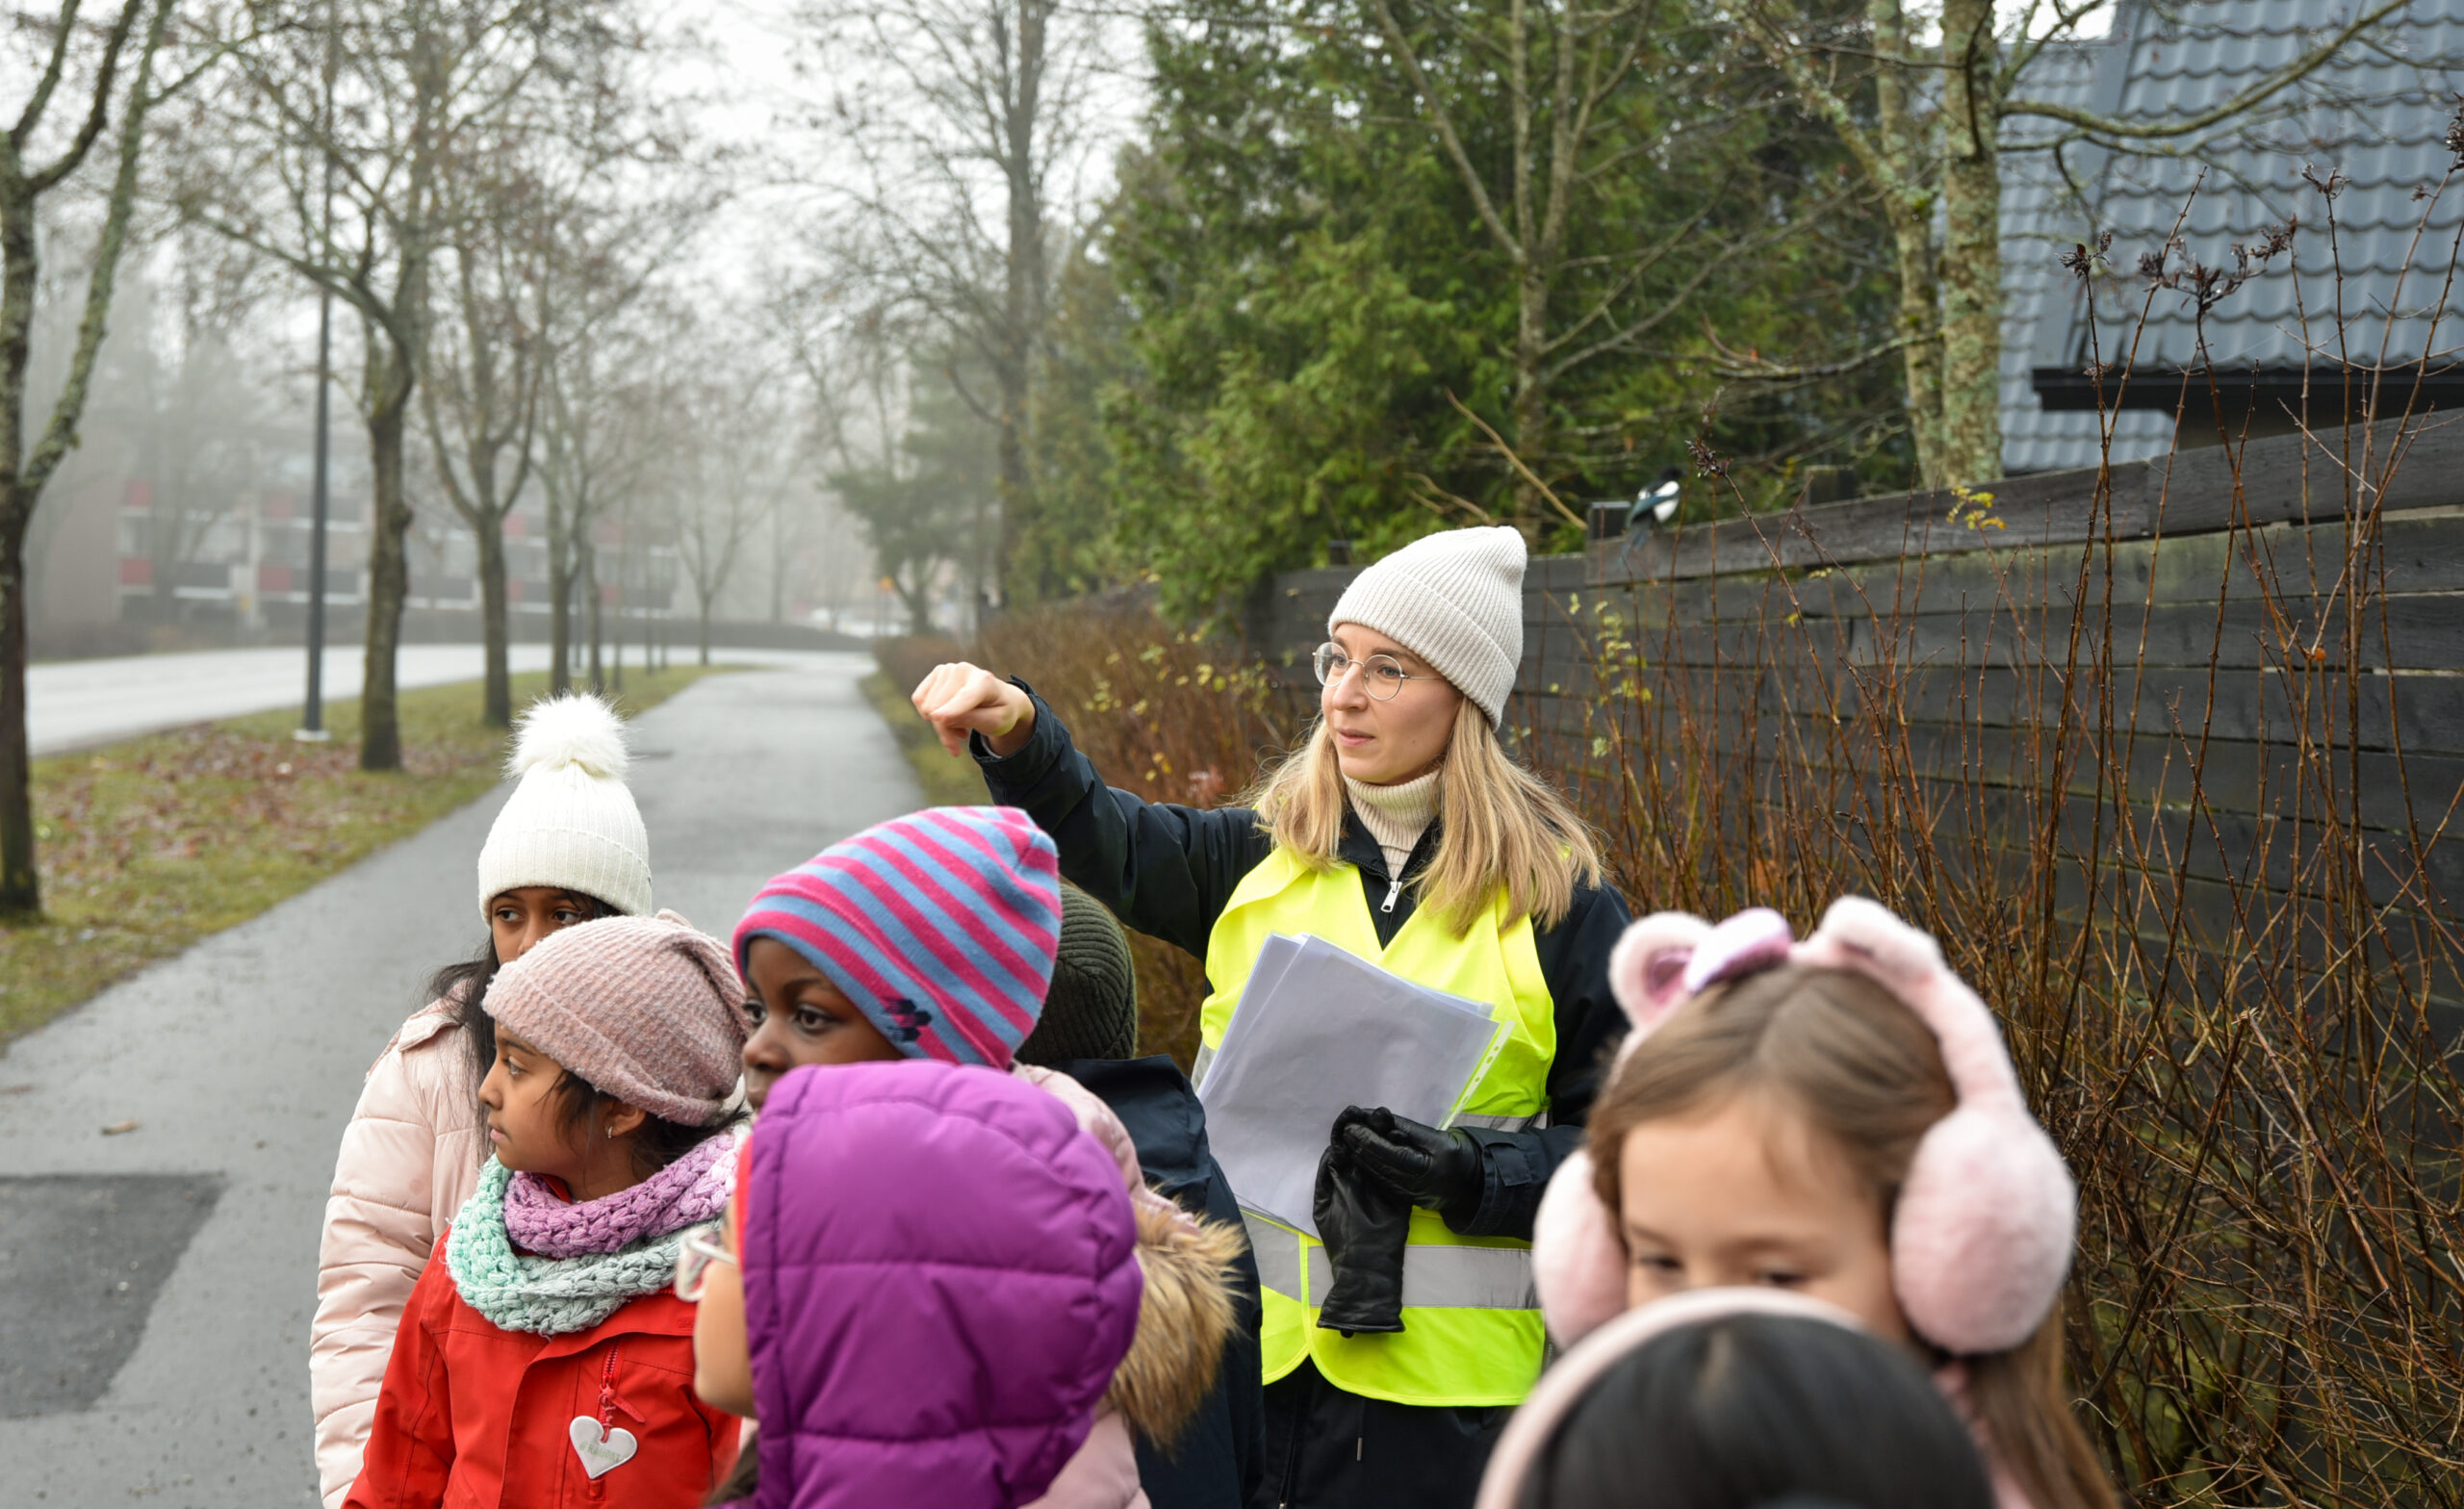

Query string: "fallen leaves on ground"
[1, 664, 731, 1046]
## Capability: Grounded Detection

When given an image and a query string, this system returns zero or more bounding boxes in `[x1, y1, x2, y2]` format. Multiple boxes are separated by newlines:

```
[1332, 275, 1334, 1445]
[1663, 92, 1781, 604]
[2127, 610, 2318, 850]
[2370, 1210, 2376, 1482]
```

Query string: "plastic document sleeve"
[1196, 933, 1509, 1237]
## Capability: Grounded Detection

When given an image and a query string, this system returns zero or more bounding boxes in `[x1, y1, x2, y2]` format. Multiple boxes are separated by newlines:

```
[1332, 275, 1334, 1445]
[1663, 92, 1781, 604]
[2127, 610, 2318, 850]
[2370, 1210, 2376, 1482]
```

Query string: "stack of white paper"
[1196, 934, 1508, 1236]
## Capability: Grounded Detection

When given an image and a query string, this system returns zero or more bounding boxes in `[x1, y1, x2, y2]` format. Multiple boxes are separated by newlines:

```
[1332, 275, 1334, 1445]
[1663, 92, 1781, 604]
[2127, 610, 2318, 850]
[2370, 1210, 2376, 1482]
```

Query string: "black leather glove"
[1313, 1109, 1414, 1335]
[1337, 1105, 1483, 1229]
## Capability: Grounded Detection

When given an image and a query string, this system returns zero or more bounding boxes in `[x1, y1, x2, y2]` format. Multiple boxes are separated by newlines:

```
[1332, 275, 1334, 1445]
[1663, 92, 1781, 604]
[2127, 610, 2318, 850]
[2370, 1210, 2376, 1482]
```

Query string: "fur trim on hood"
[1108, 1201, 1245, 1448]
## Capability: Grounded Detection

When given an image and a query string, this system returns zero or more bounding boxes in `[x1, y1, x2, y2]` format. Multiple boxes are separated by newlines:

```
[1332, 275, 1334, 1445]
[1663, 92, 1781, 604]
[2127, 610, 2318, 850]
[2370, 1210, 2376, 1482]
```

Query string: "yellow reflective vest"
[1194, 846, 1556, 1408]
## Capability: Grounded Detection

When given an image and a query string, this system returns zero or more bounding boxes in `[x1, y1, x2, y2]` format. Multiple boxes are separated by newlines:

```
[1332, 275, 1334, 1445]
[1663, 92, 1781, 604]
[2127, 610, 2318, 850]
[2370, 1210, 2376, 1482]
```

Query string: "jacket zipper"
[586, 1345, 622, 1501]
[1381, 877, 1402, 914]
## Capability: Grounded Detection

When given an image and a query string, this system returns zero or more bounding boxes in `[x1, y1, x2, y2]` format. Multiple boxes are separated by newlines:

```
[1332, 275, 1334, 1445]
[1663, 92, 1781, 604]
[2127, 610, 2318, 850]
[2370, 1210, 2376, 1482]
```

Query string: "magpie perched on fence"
[1628, 467, 1683, 533]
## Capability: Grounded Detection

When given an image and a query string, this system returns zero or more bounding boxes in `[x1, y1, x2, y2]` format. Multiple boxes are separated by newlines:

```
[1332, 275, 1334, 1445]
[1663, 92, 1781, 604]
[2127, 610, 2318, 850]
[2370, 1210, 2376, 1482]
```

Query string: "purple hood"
[743, 1061, 1143, 1509]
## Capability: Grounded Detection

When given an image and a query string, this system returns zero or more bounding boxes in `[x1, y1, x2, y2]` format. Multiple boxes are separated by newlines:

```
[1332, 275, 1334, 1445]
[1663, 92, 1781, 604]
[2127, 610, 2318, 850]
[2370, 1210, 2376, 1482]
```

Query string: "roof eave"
[2031, 365, 2464, 413]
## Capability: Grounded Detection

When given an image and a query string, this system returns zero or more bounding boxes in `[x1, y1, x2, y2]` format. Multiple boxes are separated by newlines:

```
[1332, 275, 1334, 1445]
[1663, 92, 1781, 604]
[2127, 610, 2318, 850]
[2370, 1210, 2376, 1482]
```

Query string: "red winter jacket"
[344, 1232, 738, 1509]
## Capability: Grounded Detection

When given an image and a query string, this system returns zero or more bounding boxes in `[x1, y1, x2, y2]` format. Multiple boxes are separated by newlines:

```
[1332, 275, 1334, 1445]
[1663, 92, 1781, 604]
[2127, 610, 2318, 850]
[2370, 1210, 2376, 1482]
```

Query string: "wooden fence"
[1243, 418, 2464, 1014]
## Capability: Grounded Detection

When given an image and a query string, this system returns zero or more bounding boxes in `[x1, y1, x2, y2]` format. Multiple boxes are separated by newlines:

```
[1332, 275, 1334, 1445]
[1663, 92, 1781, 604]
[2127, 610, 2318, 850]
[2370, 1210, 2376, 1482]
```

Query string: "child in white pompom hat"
[310, 693, 656, 1508]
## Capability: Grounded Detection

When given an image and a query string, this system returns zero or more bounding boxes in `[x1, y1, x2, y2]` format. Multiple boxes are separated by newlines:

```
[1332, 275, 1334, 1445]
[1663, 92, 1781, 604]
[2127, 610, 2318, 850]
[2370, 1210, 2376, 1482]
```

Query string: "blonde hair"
[1246, 699, 1603, 935]
[1584, 965, 2119, 1509]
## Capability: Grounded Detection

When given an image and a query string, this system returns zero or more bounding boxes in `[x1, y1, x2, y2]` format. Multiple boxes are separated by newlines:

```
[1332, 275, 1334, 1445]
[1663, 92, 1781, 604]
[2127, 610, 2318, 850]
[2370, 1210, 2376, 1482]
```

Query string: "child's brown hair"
[1585, 964, 2118, 1509]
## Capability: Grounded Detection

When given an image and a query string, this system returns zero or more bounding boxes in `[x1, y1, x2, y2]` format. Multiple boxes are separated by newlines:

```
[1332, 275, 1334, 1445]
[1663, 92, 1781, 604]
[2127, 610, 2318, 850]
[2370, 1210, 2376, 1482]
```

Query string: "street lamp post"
[297, 279, 333, 742]
[296, 0, 338, 744]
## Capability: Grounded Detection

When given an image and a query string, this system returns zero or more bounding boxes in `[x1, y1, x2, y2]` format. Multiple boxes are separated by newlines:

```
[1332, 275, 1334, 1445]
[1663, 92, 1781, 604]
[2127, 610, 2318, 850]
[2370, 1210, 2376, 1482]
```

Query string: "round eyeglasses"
[1313, 643, 1422, 702]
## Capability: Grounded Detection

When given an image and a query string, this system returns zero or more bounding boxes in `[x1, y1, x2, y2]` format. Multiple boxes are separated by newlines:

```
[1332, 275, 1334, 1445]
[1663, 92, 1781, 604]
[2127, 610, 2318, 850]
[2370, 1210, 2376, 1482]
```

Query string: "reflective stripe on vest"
[1242, 1211, 1538, 1311]
[1201, 848, 1557, 1409]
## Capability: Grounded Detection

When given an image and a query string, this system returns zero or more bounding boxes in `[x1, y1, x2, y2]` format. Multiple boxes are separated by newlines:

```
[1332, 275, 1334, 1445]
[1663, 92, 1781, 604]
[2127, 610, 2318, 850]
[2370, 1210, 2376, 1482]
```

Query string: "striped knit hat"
[732, 806, 1064, 1068]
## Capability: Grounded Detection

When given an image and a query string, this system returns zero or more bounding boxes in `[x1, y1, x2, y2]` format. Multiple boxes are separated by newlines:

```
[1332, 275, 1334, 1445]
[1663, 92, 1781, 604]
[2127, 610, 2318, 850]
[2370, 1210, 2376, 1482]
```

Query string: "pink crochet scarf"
[503, 1130, 737, 1258]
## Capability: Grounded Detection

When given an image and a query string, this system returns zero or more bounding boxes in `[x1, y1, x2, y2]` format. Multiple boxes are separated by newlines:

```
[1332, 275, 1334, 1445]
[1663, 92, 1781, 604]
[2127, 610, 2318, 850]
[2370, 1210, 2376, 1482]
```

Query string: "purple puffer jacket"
[742, 1061, 1144, 1509]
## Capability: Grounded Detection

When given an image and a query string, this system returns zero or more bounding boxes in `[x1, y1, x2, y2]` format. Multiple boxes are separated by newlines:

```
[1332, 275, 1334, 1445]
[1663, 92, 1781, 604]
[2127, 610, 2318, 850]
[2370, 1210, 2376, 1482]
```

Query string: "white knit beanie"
[1327, 525, 1527, 726]
[475, 694, 654, 919]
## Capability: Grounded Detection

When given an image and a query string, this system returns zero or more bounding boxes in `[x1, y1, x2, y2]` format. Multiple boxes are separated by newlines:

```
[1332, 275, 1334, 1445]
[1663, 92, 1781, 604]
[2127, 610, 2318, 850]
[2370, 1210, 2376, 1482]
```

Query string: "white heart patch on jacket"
[568, 1416, 638, 1479]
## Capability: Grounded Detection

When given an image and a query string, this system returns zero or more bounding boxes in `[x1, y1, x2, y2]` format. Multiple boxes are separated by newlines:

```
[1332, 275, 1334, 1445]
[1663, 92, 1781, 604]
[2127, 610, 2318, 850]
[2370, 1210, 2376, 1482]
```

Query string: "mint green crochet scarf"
[446, 1158, 688, 1337]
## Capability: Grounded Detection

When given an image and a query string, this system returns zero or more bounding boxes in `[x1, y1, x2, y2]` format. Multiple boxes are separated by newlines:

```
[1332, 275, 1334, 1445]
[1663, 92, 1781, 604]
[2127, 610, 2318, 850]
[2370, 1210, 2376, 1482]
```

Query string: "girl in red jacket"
[346, 912, 749, 1509]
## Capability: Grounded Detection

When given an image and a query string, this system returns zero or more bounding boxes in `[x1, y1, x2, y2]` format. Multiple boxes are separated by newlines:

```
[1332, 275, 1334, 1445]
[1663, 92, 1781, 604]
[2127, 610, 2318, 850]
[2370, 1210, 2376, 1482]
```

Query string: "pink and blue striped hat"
[732, 806, 1064, 1068]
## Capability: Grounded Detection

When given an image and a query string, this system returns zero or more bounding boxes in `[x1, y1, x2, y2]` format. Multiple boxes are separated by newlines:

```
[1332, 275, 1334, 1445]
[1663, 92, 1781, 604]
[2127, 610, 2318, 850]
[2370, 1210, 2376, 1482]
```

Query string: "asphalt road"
[0, 655, 925, 1504]
[26, 644, 860, 757]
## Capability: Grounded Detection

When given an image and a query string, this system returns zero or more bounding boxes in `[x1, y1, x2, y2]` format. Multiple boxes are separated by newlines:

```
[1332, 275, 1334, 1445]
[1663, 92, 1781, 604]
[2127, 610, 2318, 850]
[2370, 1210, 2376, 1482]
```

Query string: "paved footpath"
[0, 655, 923, 1504]
[28, 644, 851, 756]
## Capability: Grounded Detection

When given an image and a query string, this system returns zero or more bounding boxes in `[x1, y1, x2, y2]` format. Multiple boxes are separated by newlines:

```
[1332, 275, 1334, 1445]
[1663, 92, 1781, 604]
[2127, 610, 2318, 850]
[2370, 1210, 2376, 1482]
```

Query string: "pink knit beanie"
[482, 909, 749, 1127]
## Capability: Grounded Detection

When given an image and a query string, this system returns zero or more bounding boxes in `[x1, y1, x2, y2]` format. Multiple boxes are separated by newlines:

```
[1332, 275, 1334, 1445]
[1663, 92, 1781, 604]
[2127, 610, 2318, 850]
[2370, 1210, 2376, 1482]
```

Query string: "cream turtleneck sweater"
[1344, 769, 1439, 878]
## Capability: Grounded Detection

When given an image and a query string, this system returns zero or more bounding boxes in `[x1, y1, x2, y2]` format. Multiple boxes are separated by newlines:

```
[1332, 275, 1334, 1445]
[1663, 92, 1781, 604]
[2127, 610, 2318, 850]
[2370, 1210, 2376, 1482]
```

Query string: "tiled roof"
[2001, 0, 2464, 473]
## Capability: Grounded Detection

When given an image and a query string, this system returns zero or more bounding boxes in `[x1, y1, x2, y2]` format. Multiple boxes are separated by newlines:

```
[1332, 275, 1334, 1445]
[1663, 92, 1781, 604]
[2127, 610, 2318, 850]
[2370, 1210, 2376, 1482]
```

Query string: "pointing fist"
[910, 661, 1038, 759]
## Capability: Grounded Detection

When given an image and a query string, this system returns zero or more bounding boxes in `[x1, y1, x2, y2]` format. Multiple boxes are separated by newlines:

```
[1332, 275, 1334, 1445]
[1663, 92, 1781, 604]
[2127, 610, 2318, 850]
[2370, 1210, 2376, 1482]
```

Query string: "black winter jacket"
[978, 687, 1632, 1240]
[1050, 1055, 1268, 1509]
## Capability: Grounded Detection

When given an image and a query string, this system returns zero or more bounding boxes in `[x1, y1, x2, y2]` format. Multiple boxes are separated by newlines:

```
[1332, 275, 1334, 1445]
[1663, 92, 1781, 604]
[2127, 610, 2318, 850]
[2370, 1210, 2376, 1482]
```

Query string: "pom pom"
[508, 693, 630, 780]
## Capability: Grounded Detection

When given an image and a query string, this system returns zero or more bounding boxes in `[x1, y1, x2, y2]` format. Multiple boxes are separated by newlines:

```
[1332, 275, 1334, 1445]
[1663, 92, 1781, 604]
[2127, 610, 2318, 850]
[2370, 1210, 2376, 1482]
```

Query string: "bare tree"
[539, 299, 655, 691]
[180, 0, 583, 768]
[663, 355, 790, 663]
[425, 14, 693, 716]
[776, 275, 972, 633]
[0, 0, 178, 917]
[420, 171, 545, 727]
[528, 177, 708, 692]
[792, 0, 1111, 603]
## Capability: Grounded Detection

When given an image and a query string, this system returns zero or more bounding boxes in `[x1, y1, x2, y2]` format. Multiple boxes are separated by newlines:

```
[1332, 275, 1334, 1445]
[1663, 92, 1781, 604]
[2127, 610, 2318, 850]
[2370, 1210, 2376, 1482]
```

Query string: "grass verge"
[860, 668, 989, 807]
[0, 664, 734, 1049]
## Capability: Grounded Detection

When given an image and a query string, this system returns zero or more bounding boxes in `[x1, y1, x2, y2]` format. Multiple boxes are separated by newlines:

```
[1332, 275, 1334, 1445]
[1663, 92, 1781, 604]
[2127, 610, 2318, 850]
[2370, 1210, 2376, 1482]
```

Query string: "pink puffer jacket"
[1014, 1064, 1157, 1509]
[309, 1001, 486, 1509]
[1012, 1063, 1246, 1509]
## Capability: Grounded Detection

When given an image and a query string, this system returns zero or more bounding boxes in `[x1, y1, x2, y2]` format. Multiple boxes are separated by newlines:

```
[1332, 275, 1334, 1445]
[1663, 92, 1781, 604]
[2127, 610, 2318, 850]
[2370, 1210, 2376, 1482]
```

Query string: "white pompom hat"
[1327, 525, 1527, 726]
[474, 694, 654, 919]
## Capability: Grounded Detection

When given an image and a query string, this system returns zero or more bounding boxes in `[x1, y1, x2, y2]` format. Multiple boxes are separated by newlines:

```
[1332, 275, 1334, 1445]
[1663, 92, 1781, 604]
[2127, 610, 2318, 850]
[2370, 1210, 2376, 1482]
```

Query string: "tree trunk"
[584, 541, 603, 693]
[696, 596, 710, 666]
[994, 1, 1047, 603]
[360, 390, 412, 772]
[1936, 0, 2005, 487]
[0, 0, 167, 911]
[769, 503, 785, 623]
[547, 489, 572, 696]
[992, 357, 1032, 606]
[1506, 0, 1550, 517]
[0, 183, 34, 916]
[1888, 214, 1947, 490]
[476, 520, 510, 728]
[149, 477, 180, 627]
[1509, 278, 1548, 515]
[897, 572, 934, 635]
[0, 507, 34, 915]
[1867, 0, 1947, 491]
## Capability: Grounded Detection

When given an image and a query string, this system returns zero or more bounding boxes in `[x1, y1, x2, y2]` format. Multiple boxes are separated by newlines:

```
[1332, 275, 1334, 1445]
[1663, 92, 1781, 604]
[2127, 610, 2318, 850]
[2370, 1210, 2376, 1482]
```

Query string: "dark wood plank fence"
[1244, 418, 2464, 1012]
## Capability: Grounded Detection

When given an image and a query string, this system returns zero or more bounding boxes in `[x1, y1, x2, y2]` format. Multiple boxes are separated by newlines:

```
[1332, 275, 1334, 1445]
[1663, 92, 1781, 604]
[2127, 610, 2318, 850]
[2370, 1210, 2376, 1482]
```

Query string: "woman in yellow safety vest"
[913, 525, 1631, 1509]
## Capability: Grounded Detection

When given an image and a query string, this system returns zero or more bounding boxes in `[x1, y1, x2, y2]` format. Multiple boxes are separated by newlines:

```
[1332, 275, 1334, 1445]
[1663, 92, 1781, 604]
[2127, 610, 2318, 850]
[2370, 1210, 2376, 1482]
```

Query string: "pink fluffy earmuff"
[1533, 897, 2077, 1357]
